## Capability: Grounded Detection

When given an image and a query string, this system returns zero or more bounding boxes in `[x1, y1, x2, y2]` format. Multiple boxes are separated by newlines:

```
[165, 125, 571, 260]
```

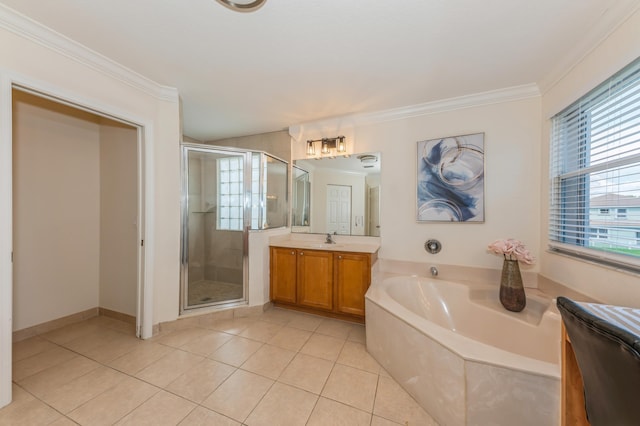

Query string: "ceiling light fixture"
[306, 136, 347, 157]
[215, 0, 266, 12]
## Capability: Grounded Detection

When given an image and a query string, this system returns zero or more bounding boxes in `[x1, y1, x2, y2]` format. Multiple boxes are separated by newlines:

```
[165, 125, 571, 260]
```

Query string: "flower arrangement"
[487, 238, 534, 264]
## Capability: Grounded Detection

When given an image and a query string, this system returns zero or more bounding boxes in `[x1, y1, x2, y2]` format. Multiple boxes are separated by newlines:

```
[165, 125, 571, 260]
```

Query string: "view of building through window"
[550, 57, 640, 262]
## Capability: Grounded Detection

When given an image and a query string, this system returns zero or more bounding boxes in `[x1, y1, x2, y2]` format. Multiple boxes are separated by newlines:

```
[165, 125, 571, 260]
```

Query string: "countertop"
[270, 238, 380, 254]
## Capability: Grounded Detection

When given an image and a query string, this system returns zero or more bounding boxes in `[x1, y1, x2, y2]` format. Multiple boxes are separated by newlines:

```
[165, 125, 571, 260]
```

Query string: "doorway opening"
[11, 88, 143, 338]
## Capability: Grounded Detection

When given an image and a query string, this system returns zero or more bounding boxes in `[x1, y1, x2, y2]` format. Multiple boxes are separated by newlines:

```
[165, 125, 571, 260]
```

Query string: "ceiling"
[2, 0, 639, 141]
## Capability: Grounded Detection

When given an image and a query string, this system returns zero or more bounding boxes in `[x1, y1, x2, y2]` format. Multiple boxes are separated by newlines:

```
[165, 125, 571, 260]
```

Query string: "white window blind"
[549, 56, 640, 270]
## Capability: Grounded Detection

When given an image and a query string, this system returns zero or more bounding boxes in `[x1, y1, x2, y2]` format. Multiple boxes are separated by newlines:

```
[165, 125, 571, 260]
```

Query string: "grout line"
[9, 311, 385, 425]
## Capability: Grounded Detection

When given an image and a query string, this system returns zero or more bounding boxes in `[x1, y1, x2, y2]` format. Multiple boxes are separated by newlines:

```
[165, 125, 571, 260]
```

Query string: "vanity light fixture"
[215, 0, 266, 12]
[321, 139, 331, 155]
[306, 140, 316, 156]
[306, 136, 347, 157]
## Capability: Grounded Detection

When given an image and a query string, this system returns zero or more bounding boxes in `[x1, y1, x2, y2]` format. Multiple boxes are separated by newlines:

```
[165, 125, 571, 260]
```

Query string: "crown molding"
[537, 2, 640, 95]
[0, 4, 179, 102]
[290, 84, 540, 134]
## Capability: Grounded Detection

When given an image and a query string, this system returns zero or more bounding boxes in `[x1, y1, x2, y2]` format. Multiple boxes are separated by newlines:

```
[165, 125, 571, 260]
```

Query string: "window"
[592, 228, 609, 239]
[217, 156, 244, 231]
[549, 56, 640, 269]
[217, 153, 287, 231]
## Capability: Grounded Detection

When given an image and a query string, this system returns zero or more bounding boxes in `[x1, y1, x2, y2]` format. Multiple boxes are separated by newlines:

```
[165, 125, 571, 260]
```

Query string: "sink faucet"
[430, 266, 438, 277]
[325, 233, 336, 244]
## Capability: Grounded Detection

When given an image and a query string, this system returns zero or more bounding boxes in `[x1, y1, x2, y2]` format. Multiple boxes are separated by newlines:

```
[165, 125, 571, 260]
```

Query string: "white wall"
[293, 96, 542, 273]
[99, 121, 138, 317]
[539, 8, 640, 307]
[12, 93, 140, 329]
[1, 9, 181, 409]
[249, 227, 290, 307]
[12, 91, 101, 331]
[209, 130, 291, 163]
[0, 27, 181, 326]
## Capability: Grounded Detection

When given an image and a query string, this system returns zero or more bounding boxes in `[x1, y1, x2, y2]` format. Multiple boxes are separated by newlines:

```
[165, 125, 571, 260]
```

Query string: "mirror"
[292, 153, 381, 236]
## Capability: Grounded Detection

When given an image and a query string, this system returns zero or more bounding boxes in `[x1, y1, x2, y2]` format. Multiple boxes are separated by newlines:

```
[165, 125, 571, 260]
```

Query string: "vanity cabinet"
[334, 252, 371, 317]
[269, 247, 298, 304]
[270, 246, 376, 321]
[297, 249, 334, 311]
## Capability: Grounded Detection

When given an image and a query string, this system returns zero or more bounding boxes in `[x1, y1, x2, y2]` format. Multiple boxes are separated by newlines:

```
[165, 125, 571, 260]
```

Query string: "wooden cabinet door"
[334, 252, 371, 317]
[270, 247, 297, 304]
[297, 250, 333, 311]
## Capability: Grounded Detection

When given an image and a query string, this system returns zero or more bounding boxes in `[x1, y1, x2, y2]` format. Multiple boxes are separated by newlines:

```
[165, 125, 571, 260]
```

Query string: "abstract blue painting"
[417, 133, 484, 222]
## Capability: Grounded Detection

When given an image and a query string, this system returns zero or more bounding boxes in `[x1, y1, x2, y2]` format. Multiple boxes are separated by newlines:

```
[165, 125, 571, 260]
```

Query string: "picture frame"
[417, 133, 485, 222]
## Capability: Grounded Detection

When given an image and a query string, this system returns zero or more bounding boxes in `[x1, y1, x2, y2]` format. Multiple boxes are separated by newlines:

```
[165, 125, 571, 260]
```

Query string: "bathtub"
[365, 274, 560, 426]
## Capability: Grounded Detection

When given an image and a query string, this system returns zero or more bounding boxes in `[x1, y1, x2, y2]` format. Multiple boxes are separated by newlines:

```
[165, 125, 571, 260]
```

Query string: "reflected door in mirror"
[369, 186, 380, 237]
[327, 184, 351, 235]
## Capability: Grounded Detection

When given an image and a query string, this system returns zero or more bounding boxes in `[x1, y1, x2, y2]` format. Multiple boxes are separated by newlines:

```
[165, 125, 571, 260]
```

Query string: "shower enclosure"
[180, 143, 288, 312]
[292, 165, 310, 227]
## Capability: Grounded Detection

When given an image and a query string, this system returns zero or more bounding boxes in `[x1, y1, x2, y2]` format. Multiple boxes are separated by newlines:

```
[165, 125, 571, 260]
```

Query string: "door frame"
[0, 72, 154, 407]
[179, 143, 251, 313]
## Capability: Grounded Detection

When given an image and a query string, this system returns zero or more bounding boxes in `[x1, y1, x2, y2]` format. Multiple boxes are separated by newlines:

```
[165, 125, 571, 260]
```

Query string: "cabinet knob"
[291, 251, 295, 255]
[338, 255, 342, 259]
[300, 252, 304, 256]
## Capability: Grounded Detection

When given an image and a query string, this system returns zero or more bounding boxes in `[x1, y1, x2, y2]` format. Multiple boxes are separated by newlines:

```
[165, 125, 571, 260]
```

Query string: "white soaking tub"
[365, 274, 560, 426]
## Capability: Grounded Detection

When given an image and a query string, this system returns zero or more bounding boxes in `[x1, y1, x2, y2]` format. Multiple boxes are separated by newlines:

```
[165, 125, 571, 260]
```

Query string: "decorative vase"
[499, 258, 526, 312]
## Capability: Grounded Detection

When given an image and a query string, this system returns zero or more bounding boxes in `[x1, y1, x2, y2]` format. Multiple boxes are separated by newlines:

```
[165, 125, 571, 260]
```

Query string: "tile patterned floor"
[2, 308, 438, 425]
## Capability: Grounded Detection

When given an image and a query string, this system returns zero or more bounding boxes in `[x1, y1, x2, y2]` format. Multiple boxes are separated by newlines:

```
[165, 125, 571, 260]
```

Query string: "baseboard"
[98, 307, 136, 325]
[12, 308, 99, 342]
[155, 301, 272, 335]
[12, 307, 137, 342]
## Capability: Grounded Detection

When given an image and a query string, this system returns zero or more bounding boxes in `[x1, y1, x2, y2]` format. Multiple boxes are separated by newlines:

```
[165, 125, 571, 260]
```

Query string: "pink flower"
[487, 238, 534, 264]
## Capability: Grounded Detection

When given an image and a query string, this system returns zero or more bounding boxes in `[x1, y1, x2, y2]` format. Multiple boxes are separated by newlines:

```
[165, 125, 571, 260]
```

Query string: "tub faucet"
[325, 233, 336, 244]
[430, 266, 438, 277]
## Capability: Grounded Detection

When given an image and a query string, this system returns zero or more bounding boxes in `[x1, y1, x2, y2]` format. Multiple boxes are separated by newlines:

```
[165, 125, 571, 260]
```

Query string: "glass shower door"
[181, 146, 250, 311]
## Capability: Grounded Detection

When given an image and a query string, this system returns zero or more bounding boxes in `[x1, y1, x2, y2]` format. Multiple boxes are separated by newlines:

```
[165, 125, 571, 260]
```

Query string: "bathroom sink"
[304, 243, 345, 249]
